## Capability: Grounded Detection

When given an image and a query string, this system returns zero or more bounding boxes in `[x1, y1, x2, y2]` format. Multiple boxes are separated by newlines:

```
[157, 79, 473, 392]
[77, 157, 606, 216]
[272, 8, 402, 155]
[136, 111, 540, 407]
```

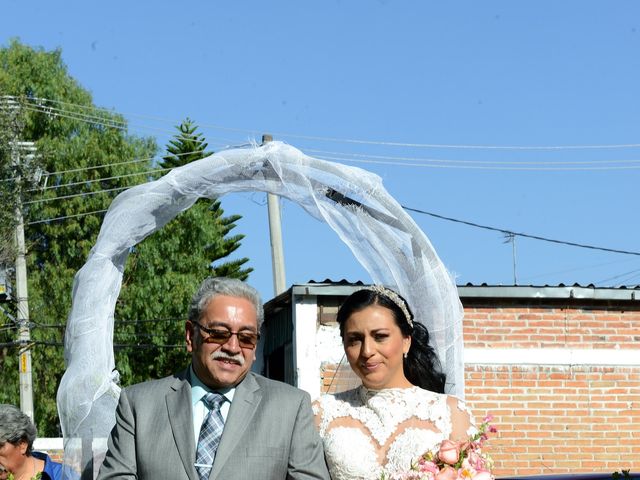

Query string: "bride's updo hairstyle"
[336, 287, 446, 393]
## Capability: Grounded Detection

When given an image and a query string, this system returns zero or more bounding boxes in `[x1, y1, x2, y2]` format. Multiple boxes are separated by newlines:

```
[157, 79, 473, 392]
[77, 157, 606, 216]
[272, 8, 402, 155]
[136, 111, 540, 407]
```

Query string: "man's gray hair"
[0, 404, 37, 454]
[188, 277, 264, 329]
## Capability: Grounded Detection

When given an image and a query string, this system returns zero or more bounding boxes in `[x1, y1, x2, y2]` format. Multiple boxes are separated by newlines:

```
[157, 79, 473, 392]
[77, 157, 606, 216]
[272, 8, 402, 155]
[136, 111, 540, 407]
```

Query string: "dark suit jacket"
[96, 369, 329, 480]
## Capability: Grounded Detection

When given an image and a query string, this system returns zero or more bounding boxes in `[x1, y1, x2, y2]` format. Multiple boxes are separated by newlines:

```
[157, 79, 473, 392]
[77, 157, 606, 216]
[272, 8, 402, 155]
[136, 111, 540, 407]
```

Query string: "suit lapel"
[210, 373, 262, 478]
[166, 370, 198, 480]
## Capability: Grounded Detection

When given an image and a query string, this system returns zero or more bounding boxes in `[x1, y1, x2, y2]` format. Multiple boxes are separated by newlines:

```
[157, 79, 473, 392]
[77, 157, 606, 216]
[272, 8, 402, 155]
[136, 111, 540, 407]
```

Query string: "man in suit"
[97, 277, 330, 480]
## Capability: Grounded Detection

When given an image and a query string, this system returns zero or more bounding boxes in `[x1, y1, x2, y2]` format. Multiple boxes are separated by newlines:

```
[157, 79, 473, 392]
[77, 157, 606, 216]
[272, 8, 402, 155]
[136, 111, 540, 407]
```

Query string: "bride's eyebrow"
[370, 328, 390, 334]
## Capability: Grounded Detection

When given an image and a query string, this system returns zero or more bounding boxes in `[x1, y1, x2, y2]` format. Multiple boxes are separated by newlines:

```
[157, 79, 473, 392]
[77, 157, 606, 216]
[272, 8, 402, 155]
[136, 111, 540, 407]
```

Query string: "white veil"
[56, 141, 464, 477]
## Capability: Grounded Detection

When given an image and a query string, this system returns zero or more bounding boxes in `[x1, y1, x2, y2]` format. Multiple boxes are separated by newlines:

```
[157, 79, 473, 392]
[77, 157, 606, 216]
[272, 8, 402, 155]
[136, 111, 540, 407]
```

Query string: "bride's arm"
[446, 395, 475, 441]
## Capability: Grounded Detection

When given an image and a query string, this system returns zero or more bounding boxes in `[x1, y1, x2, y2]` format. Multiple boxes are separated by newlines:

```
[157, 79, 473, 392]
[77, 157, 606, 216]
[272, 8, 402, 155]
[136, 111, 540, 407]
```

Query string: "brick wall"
[318, 299, 640, 476]
[462, 303, 640, 476]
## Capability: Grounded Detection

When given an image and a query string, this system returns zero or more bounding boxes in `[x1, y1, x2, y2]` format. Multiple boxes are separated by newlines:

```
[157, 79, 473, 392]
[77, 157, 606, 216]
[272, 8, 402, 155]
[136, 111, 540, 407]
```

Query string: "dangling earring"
[403, 352, 408, 360]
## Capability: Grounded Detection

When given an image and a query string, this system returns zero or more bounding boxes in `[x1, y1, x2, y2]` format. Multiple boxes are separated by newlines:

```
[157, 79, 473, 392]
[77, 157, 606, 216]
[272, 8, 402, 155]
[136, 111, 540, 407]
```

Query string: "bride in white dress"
[313, 286, 476, 480]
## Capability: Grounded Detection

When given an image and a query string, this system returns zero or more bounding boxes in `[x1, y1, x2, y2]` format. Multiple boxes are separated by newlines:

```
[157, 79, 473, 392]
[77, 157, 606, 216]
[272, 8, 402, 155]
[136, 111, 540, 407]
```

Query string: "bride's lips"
[360, 362, 381, 372]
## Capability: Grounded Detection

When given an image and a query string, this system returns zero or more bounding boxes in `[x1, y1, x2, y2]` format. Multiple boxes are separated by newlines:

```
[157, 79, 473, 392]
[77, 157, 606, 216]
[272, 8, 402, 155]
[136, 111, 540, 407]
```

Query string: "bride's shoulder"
[443, 393, 476, 441]
[312, 388, 362, 434]
[313, 387, 361, 411]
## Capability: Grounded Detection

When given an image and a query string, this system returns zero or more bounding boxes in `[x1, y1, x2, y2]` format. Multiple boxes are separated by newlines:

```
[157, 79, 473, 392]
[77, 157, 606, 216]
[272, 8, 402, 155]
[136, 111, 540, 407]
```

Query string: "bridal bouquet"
[382, 415, 497, 480]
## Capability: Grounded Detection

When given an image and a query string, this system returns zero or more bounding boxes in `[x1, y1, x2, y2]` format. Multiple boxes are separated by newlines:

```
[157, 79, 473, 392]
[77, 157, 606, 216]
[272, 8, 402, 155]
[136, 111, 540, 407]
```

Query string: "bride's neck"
[363, 380, 415, 391]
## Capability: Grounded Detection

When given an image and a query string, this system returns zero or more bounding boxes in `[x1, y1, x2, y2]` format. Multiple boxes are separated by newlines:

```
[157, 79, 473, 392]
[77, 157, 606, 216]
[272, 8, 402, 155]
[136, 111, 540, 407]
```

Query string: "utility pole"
[261, 134, 286, 295]
[503, 232, 518, 285]
[3, 96, 36, 421]
[13, 141, 36, 422]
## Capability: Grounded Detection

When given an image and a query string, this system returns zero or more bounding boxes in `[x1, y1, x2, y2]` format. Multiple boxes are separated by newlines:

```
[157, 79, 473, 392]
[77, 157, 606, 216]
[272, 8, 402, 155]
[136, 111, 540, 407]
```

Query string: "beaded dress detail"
[314, 386, 472, 480]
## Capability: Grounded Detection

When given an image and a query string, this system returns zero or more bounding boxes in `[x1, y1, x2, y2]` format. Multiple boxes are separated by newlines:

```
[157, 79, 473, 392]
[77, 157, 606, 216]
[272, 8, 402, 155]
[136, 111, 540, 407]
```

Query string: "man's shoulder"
[247, 372, 308, 398]
[123, 368, 189, 396]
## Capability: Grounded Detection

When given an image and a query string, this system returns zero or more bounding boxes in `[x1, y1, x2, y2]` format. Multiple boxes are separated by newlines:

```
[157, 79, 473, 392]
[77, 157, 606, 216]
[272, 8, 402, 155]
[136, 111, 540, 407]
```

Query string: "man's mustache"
[211, 350, 245, 366]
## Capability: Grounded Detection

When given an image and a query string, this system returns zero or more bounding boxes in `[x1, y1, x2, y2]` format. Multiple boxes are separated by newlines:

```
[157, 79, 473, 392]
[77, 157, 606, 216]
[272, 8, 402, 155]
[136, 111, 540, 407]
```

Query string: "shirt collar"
[189, 364, 236, 406]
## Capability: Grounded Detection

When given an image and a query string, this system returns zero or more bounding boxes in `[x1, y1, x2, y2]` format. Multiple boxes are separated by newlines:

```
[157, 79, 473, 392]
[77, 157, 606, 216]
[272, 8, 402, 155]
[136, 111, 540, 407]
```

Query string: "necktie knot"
[203, 392, 225, 410]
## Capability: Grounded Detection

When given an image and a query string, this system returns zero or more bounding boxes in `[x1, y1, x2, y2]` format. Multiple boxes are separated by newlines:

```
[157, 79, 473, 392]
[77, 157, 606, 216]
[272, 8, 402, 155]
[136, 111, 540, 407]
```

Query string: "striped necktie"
[195, 392, 226, 480]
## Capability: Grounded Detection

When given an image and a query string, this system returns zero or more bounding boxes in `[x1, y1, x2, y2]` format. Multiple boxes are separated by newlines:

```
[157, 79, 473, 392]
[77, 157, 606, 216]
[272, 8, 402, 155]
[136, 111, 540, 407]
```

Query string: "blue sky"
[3, 1, 639, 301]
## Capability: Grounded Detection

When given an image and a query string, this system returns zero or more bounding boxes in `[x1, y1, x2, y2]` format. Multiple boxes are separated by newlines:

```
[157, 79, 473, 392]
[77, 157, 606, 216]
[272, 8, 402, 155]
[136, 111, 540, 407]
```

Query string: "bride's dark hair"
[336, 288, 446, 393]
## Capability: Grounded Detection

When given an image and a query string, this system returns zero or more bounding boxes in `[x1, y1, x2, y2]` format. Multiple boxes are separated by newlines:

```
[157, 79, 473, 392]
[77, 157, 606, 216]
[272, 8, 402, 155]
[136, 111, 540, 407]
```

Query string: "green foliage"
[0, 40, 157, 436]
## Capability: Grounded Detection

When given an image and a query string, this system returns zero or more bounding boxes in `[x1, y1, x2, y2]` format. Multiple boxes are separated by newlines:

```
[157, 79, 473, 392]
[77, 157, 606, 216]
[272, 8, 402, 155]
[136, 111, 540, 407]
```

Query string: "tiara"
[362, 285, 413, 327]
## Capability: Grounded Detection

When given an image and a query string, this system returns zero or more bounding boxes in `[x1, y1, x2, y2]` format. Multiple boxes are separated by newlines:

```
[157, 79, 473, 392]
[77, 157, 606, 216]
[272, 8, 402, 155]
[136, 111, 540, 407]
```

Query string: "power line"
[595, 267, 640, 285]
[33, 340, 184, 349]
[313, 154, 640, 171]
[28, 317, 186, 329]
[276, 133, 640, 151]
[17, 95, 640, 151]
[402, 205, 640, 256]
[21, 102, 127, 129]
[24, 185, 129, 206]
[305, 148, 640, 166]
[27, 208, 108, 226]
[25, 167, 168, 193]
[519, 258, 632, 282]
[23, 100, 242, 145]
[14, 96, 640, 176]
[7, 147, 229, 186]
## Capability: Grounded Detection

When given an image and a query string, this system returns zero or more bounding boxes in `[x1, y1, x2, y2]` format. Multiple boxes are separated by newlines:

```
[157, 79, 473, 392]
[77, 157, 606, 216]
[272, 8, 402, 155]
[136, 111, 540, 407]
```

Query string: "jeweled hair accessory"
[363, 285, 413, 327]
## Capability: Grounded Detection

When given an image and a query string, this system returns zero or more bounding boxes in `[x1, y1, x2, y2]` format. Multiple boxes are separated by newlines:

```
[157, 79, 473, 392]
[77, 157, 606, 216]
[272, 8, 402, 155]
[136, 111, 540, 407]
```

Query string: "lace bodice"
[313, 386, 473, 480]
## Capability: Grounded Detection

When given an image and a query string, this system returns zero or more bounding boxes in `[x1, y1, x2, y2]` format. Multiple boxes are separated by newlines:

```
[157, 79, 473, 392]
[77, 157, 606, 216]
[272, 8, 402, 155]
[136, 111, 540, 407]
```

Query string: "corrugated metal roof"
[277, 279, 640, 302]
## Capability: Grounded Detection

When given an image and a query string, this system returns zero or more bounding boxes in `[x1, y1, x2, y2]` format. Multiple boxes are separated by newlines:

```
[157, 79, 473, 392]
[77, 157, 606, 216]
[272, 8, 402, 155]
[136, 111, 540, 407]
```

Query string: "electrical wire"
[595, 267, 640, 285]
[313, 154, 640, 171]
[402, 205, 640, 256]
[25, 167, 168, 193]
[32, 340, 184, 349]
[518, 258, 633, 282]
[17, 95, 640, 151]
[24, 185, 129, 206]
[23, 100, 244, 145]
[304, 148, 640, 166]
[27, 208, 108, 226]
[28, 317, 185, 329]
[13, 96, 640, 175]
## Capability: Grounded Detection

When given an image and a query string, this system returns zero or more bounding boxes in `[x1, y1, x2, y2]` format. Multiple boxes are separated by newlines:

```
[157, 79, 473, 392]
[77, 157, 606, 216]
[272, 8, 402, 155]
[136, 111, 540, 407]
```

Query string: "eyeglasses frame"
[190, 320, 260, 349]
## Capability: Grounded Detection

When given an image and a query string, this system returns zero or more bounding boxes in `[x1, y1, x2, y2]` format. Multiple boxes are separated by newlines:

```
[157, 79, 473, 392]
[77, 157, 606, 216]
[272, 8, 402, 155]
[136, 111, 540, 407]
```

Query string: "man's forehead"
[203, 296, 258, 325]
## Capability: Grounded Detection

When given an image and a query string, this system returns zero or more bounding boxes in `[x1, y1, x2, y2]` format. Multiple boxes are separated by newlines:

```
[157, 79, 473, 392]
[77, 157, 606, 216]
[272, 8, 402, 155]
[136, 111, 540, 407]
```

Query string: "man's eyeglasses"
[192, 321, 260, 348]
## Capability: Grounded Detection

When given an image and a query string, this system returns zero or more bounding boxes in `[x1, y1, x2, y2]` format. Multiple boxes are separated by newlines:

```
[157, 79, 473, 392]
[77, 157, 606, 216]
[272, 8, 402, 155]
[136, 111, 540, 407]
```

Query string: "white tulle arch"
[56, 141, 463, 475]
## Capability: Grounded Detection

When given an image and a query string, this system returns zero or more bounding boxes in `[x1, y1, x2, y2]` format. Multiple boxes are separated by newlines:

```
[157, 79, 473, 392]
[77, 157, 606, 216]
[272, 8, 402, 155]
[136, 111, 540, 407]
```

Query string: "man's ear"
[185, 321, 195, 353]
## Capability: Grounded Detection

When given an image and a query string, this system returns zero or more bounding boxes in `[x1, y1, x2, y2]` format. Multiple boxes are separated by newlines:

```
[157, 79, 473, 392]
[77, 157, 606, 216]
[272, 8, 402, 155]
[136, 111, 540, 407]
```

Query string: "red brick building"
[262, 283, 640, 476]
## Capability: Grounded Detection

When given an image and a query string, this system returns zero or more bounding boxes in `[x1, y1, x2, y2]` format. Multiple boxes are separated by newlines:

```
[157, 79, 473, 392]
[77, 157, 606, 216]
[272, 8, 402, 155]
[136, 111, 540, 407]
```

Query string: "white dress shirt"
[189, 366, 236, 446]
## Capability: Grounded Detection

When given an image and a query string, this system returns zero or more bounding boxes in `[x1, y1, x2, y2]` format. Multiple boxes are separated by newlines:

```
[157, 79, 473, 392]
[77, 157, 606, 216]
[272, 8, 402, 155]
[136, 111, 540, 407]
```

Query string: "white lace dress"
[313, 386, 474, 480]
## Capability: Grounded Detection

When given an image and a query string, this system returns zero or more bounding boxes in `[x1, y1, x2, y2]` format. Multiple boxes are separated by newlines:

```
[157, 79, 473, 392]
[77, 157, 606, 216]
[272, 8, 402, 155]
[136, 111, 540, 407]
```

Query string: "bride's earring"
[403, 352, 408, 360]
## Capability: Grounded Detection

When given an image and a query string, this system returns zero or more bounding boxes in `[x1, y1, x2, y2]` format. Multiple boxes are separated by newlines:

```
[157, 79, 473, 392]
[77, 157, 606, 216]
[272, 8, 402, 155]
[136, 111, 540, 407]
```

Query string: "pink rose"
[438, 440, 461, 465]
[472, 471, 493, 480]
[416, 461, 439, 475]
[435, 466, 458, 480]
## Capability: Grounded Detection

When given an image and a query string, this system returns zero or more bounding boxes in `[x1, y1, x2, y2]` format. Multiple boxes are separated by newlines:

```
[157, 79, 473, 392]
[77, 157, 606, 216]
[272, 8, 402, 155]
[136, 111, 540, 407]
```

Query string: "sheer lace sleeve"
[446, 395, 477, 441]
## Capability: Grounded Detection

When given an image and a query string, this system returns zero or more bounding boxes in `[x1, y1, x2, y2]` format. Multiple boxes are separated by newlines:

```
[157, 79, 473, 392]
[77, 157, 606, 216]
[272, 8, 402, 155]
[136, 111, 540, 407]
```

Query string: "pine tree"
[161, 117, 252, 280]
